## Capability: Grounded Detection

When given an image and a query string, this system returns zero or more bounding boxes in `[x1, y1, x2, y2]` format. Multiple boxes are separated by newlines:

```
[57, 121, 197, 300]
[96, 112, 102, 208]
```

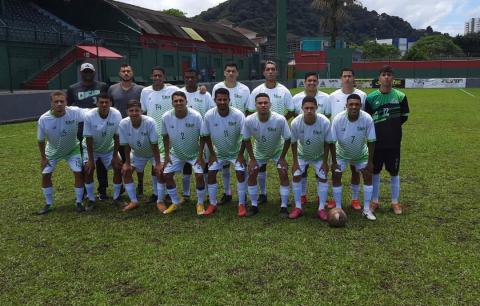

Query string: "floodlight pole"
[276, 0, 287, 82]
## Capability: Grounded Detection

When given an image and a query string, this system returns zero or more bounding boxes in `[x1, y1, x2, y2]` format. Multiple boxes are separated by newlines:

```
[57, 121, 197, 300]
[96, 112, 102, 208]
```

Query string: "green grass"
[1, 88, 480, 305]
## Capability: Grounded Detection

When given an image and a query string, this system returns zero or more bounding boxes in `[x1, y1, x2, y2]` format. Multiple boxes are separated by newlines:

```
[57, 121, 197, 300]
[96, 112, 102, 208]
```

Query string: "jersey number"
[181, 132, 185, 140]
[383, 108, 389, 116]
[224, 130, 229, 138]
[351, 136, 355, 143]
[137, 140, 142, 147]
[305, 139, 311, 145]
[261, 135, 267, 142]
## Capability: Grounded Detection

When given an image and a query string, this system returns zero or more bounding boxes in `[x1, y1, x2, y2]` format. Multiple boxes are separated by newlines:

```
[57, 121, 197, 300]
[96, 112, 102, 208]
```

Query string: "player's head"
[172, 91, 188, 113]
[224, 63, 239, 82]
[304, 72, 319, 90]
[346, 93, 362, 118]
[97, 93, 112, 115]
[340, 68, 355, 87]
[255, 93, 270, 114]
[263, 60, 277, 81]
[126, 99, 142, 120]
[301, 96, 318, 118]
[379, 65, 394, 87]
[80, 63, 95, 82]
[214, 88, 230, 111]
[50, 90, 67, 114]
[151, 66, 165, 86]
[183, 69, 198, 87]
[119, 64, 133, 82]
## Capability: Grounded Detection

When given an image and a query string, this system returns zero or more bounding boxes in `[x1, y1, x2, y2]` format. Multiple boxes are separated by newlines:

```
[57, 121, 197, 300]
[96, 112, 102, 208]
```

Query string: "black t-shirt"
[67, 81, 108, 108]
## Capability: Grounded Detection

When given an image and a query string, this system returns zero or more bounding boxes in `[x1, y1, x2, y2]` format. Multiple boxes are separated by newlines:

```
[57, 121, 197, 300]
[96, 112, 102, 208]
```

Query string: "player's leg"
[301, 164, 309, 204]
[359, 162, 375, 220]
[332, 160, 346, 209]
[371, 147, 385, 212]
[37, 159, 56, 215]
[148, 166, 158, 203]
[204, 160, 220, 216]
[350, 165, 361, 210]
[136, 171, 144, 197]
[258, 164, 267, 204]
[276, 160, 290, 218]
[219, 163, 232, 205]
[192, 161, 206, 215]
[69, 154, 86, 212]
[111, 154, 123, 202]
[123, 155, 144, 211]
[313, 160, 329, 221]
[83, 154, 96, 205]
[386, 148, 402, 214]
[288, 160, 305, 219]
[246, 161, 261, 216]
[234, 160, 247, 217]
[96, 158, 109, 200]
[163, 156, 185, 214]
[182, 163, 192, 201]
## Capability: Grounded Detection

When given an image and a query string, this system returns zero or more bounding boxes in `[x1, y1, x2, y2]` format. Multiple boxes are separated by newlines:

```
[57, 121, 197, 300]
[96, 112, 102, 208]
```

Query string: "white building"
[465, 18, 480, 34]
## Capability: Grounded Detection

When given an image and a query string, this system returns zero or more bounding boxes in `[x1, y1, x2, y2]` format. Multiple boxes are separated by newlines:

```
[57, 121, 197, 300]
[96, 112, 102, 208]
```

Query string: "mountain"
[194, 0, 436, 44]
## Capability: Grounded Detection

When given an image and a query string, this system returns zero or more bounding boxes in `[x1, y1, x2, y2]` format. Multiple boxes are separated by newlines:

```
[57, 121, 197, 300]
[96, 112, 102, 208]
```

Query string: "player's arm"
[85, 137, 95, 175]
[236, 140, 246, 166]
[151, 143, 163, 174]
[366, 141, 375, 174]
[400, 95, 410, 124]
[112, 134, 121, 169]
[162, 134, 171, 165]
[66, 87, 74, 106]
[277, 139, 291, 170]
[38, 140, 48, 169]
[204, 136, 217, 165]
[122, 144, 133, 176]
[291, 141, 300, 174]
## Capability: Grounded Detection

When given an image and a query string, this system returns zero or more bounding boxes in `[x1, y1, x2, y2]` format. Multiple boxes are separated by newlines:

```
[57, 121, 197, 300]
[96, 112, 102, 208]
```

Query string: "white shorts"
[208, 159, 245, 172]
[256, 156, 287, 170]
[131, 154, 158, 173]
[337, 159, 368, 173]
[83, 151, 117, 169]
[42, 154, 83, 174]
[163, 154, 203, 174]
[293, 159, 327, 179]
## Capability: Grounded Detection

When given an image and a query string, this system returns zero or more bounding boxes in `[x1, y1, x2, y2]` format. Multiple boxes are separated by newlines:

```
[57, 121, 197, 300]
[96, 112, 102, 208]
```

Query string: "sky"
[116, 0, 480, 36]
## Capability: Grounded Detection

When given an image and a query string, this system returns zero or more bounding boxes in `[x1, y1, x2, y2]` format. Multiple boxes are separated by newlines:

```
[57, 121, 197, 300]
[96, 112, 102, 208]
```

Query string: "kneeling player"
[289, 96, 333, 220]
[161, 91, 205, 215]
[199, 88, 247, 217]
[37, 91, 87, 214]
[330, 94, 376, 220]
[119, 100, 163, 212]
[243, 93, 291, 217]
[83, 93, 122, 210]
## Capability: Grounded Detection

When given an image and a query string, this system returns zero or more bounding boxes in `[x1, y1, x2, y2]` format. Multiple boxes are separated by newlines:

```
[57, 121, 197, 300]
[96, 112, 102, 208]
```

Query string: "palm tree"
[312, 0, 360, 48]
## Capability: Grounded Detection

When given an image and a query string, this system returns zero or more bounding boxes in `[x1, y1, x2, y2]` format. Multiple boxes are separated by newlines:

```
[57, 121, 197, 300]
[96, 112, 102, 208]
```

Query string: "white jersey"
[291, 113, 333, 161]
[180, 87, 215, 117]
[242, 112, 291, 161]
[140, 85, 180, 134]
[37, 106, 87, 160]
[201, 107, 245, 160]
[247, 83, 294, 116]
[212, 81, 250, 113]
[119, 115, 158, 158]
[161, 108, 203, 160]
[292, 90, 331, 116]
[329, 88, 367, 118]
[331, 110, 376, 162]
[83, 107, 122, 154]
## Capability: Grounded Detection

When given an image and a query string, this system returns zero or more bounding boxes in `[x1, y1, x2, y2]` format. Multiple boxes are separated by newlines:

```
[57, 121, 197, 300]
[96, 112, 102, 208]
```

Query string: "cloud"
[115, 0, 226, 16]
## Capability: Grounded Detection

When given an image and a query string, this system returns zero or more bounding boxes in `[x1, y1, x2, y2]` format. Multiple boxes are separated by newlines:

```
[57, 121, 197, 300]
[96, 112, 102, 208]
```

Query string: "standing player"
[108, 64, 144, 118]
[292, 72, 331, 204]
[200, 88, 247, 217]
[330, 94, 376, 220]
[119, 100, 163, 212]
[327, 68, 368, 210]
[243, 93, 291, 217]
[246, 61, 294, 204]
[365, 66, 410, 215]
[289, 96, 333, 220]
[83, 93, 122, 210]
[161, 91, 205, 215]
[37, 91, 87, 214]
[141, 66, 180, 203]
[211, 63, 251, 205]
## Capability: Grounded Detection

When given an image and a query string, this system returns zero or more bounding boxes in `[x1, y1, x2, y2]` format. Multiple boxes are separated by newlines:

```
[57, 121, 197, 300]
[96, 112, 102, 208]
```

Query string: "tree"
[161, 8, 187, 17]
[404, 35, 464, 60]
[453, 33, 480, 57]
[356, 41, 401, 59]
[311, 0, 360, 48]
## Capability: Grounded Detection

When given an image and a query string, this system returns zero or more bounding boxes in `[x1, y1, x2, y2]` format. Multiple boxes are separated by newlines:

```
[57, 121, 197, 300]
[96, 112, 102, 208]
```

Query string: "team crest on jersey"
[234, 94, 242, 99]
[267, 127, 277, 132]
[357, 126, 366, 131]
[162, 95, 171, 100]
[107, 122, 115, 126]
[185, 123, 195, 128]
[228, 121, 237, 126]
[194, 98, 202, 103]
[390, 99, 400, 104]
[273, 94, 282, 99]
[313, 130, 322, 135]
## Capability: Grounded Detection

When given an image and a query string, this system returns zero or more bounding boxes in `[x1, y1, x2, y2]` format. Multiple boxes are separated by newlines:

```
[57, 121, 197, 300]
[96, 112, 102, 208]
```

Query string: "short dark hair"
[97, 92, 112, 101]
[214, 88, 230, 99]
[264, 60, 277, 70]
[151, 66, 165, 74]
[184, 68, 198, 75]
[224, 63, 238, 70]
[50, 90, 66, 99]
[302, 96, 317, 106]
[379, 65, 394, 74]
[346, 94, 361, 103]
[340, 68, 355, 76]
[304, 72, 318, 80]
[120, 64, 131, 69]
[172, 91, 187, 100]
[255, 93, 270, 102]
[127, 99, 141, 109]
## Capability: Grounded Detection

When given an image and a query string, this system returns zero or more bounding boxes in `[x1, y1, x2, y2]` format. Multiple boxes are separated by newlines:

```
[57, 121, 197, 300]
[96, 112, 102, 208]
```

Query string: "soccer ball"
[327, 208, 347, 227]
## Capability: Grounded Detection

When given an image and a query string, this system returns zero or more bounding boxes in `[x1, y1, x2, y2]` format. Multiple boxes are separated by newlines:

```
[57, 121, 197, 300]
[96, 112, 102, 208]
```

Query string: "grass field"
[1, 88, 479, 305]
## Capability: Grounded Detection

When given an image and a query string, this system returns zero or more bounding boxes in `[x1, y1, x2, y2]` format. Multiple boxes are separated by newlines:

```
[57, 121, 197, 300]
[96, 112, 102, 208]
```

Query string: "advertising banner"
[405, 78, 466, 88]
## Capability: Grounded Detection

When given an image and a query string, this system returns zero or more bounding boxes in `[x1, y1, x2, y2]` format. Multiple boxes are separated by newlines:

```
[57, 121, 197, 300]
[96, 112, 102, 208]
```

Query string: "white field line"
[459, 89, 476, 98]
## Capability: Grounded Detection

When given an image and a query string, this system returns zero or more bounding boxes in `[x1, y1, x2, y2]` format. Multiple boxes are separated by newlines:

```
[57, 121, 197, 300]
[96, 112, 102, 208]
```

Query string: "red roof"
[77, 45, 123, 59]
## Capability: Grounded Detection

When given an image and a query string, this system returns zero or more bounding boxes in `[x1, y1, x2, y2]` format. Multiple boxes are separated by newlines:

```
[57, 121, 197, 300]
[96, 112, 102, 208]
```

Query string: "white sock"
[350, 184, 360, 201]
[42, 187, 53, 205]
[372, 174, 380, 202]
[113, 184, 122, 200]
[167, 186, 179, 205]
[125, 183, 138, 203]
[301, 176, 307, 197]
[222, 167, 232, 195]
[280, 185, 289, 208]
[196, 187, 206, 204]
[258, 171, 267, 194]
[237, 180, 247, 205]
[332, 186, 342, 208]
[74, 187, 84, 204]
[156, 182, 165, 202]
[85, 183, 95, 201]
[363, 185, 373, 211]
[182, 175, 191, 196]
[293, 181, 302, 209]
[318, 182, 328, 210]
[248, 185, 258, 207]
[208, 183, 218, 205]
[151, 176, 158, 195]
[391, 175, 400, 204]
